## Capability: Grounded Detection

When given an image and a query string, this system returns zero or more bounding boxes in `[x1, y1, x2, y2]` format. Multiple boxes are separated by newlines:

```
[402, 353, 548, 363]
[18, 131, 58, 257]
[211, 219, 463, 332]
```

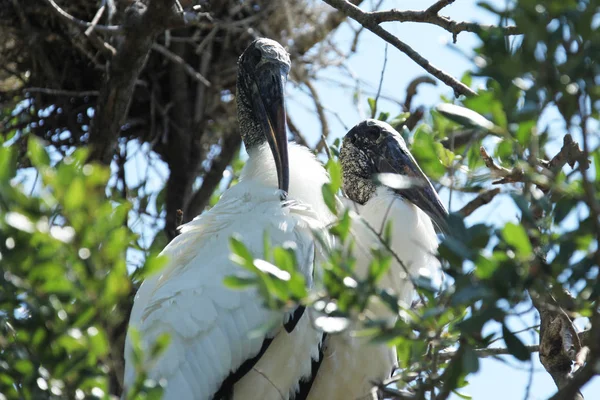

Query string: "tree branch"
[184, 131, 242, 221]
[291, 0, 365, 56]
[438, 344, 540, 361]
[370, 8, 520, 43]
[458, 188, 501, 217]
[44, 0, 123, 34]
[151, 43, 211, 86]
[321, 0, 476, 97]
[87, 0, 191, 164]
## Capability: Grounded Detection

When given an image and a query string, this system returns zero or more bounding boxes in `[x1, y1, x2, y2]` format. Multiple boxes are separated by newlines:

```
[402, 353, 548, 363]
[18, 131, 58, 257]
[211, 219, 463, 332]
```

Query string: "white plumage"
[308, 187, 440, 400]
[123, 143, 333, 400]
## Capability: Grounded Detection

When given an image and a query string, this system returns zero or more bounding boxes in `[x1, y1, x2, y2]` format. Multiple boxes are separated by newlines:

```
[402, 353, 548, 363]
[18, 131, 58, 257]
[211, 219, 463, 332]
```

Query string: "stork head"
[340, 119, 449, 233]
[237, 38, 291, 194]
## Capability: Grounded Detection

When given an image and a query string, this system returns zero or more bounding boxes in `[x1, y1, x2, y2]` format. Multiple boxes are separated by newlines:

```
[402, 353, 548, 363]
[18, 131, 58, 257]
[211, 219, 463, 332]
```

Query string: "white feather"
[308, 186, 441, 400]
[123, 144, 333, 400]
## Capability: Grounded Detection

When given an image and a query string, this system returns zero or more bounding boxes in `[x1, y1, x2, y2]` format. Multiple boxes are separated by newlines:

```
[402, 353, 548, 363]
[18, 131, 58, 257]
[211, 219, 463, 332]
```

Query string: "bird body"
[123, 38, 332, 400]
[308, 189, 439, 400]
[306, 120, 446, 400]
[124, 144, 330, 400]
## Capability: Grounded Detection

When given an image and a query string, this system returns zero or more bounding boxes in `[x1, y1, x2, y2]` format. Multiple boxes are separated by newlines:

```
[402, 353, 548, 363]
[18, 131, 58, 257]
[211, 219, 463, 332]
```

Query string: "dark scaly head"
[340, 119, 449, 233]
[236, 38, 291, 193]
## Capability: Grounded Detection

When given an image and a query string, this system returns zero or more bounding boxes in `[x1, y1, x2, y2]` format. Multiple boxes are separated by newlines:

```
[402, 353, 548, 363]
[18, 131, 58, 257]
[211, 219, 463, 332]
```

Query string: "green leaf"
[501, 223, 533, 258]
[273, 247, 295, 272]
[64, 178, 85, 211]
[462, 345, 480, 373]
[515, 120, 535, 147]
[88, 326, 109, 358]
[325, 159, 342, 193]
[27, 137, 51, 167]
[411, 130, 446, 179]
[368, 97, 376, 117]
[452, 390, 473, 399]
[138, 254, 168, 280]
[322, 183, 337, 215]
[150, 333, 171, 358]
[502, 324, 530, 361]
[436, 103, 496, 131]
[377, 111, 390, 121]
[223, 275, 257, 289]
[329, 209, 351, 242]
[229, 236, 254, 268]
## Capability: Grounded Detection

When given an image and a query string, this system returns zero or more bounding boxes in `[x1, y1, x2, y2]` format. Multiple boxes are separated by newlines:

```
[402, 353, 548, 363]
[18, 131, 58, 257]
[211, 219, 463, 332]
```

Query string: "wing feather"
[124, 183, 326, 400]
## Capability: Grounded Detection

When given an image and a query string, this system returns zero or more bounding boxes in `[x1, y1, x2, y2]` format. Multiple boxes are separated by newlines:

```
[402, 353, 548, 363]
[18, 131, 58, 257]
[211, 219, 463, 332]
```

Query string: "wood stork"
[307, 119, 448, 400]
[123, 38, 332, 400]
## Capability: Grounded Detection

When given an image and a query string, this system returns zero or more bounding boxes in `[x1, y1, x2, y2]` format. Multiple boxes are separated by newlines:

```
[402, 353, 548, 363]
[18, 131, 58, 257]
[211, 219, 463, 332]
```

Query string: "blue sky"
[283, 0, 599, 398]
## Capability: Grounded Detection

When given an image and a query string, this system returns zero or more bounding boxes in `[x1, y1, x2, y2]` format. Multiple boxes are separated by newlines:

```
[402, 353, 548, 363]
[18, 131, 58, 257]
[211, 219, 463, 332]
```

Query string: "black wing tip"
[284, 306, 306, 333]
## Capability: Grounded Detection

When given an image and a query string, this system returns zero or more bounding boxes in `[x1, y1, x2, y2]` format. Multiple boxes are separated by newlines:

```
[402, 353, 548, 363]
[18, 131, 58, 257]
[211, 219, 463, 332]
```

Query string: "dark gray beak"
[245, 63, 290, 194]
[375, 133, 449, 233]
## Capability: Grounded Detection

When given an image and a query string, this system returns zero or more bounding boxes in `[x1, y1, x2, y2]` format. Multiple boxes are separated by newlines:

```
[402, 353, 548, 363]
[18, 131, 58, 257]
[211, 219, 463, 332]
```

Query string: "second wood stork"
[307, 119, 448, 400]
[123, 39, 331, 400]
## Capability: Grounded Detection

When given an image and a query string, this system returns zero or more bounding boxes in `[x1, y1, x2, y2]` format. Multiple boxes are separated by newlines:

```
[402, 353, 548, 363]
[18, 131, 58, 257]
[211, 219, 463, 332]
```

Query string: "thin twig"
[44, 0, 123, 34]
[286, 115, 309, 148]
[303, 79, 331, 153]
[152, 43, 211, 87]
[438, 344, 539, 361]
[85, 2, 107, 36]
[369, 7, 520, 43]
[404, 76, 436, 111]
[371, 43, 388, 118]
[322, 0, 476, 97]
[426, 0, 455, 15]
[24, 87, 100, 97]
[458, 188, 501, 217]
[480, 146, 524, 184]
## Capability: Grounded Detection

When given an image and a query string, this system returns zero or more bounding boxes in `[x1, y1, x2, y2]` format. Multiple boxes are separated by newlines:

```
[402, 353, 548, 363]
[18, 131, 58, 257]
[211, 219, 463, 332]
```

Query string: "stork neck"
[343, 174, 376, 205]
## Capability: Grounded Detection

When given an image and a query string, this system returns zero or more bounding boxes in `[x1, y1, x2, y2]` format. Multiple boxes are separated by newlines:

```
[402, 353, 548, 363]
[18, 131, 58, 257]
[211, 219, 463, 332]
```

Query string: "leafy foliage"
[0, 0, 597, 399]
[0, 139, 163, 398]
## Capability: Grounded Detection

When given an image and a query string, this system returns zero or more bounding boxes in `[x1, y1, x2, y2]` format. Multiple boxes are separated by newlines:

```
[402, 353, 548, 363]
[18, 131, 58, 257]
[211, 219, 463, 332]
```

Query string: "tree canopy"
[0, 0, 598, 399]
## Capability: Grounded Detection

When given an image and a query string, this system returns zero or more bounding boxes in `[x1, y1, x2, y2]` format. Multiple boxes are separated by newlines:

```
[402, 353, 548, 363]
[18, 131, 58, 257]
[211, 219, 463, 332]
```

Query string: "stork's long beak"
[375, 133, 449, 234]
[248, 64, 289, 195]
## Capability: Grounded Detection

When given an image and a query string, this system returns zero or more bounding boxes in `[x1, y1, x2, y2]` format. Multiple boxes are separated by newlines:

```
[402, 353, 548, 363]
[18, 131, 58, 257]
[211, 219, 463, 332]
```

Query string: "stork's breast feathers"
[124, 183, 329, 400]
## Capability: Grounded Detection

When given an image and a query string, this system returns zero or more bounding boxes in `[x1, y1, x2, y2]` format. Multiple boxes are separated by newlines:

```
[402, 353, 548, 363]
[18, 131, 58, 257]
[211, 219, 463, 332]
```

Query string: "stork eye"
[365, 127, 380, 140]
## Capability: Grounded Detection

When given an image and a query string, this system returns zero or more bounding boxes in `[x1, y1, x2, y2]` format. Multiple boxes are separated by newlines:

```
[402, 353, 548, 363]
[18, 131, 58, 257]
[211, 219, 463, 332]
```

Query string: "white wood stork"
[123, 39, 332, 400]
[307, 119, 448, 400]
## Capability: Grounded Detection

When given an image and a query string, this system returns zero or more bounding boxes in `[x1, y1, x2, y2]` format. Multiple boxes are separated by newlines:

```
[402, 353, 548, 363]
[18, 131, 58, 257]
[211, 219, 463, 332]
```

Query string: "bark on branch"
[85, 0, 197, 165]
[321, 0, 476, 97]
[480, 137, 594, 399]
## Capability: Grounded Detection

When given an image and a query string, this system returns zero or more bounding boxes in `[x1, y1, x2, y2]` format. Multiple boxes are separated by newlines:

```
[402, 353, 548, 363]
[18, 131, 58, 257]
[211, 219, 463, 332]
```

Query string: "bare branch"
[88, 0, 191, 164]
[481, 134, 590, 187]
[321, 0, 476, 97]
[480, 146, 524, 184]
[85, 3, 107, 36]
[24, 88, 100, 97]
[291, 0, 365, 56]
[286, 116, 310, 148]
[540, 134, 591, 175]
[371, 43, 389, 118]
[458, 188, 501, 217]
[426, 0, 456, 15]
[302, 78, 331, 154]
[371, 9, 520, 43]
[44, 0, 123, 34]
[404, 76, 436, 111]
[185, 131, 242, 221]
[152, 43, 211, 86]
[438, 344, 540, 361]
